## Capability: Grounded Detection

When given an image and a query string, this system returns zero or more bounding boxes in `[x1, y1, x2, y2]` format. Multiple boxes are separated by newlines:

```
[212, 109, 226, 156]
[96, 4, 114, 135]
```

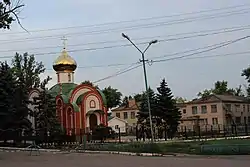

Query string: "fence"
[0, 124, 249, 148]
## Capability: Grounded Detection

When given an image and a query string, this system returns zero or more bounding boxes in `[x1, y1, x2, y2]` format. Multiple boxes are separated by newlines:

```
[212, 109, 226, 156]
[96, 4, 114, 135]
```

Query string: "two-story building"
[178, 94, 250, 130]
[111, 99, 139, 128]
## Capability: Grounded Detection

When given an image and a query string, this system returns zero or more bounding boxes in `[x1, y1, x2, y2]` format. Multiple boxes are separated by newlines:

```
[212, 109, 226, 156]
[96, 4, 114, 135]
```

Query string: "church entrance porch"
[86, 110, 105, 132]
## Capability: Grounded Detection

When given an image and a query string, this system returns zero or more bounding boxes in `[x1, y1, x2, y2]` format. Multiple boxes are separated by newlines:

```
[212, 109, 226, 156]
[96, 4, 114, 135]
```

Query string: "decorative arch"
[69, 84, 98, 103]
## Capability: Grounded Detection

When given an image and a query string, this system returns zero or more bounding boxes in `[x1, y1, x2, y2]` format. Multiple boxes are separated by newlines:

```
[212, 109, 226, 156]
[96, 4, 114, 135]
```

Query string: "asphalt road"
[1, 152, 250, 167]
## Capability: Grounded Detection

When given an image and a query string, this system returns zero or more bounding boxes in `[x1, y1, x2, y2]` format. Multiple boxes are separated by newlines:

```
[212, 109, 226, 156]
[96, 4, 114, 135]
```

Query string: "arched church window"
[90, 100, 96, 108]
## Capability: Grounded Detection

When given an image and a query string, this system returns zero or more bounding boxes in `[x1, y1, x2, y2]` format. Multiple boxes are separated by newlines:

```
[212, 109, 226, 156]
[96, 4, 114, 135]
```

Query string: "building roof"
[107, 116, 127, 123]
[188, 94, 249, 104]
[112, 99, 139, 111]
[53, 49, 77, 72]
[49, 83, 78, 102]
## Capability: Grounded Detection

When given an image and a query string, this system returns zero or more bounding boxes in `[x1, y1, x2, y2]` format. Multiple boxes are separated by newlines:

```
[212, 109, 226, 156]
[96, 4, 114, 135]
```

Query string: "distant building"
[108, 116, 127, 133]
[111, 99, 139, 127]
[178, 94, 250, 131]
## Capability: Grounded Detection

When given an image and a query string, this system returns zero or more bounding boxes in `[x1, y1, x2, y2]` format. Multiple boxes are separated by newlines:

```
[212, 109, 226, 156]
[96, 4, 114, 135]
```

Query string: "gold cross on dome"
[61, 36, 68, 49]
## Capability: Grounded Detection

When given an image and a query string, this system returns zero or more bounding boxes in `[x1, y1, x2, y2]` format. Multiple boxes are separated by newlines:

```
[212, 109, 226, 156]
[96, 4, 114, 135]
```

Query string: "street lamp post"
[122, 33, 158, 142]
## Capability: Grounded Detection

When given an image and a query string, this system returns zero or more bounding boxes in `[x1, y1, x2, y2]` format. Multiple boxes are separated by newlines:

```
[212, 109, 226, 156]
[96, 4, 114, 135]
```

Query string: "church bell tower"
[53, 37, 77, 83]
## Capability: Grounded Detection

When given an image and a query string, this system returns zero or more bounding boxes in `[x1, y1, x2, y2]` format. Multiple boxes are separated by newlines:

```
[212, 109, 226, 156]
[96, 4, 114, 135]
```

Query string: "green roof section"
[97, 89, 107, 107]
[71, 102, 79, 112]
[76, 93, 86, 105]
[49, 83, 78, 102]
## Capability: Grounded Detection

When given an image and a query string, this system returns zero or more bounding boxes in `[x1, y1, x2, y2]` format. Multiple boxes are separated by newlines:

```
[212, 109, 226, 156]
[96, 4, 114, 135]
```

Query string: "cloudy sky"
[1, 0, 250, 100]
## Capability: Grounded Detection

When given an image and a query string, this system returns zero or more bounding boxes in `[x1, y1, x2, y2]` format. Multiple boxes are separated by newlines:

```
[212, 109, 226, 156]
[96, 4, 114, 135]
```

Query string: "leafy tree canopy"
[197, 80, 244, 98]
[81, 80, 99, 89]
[174, 96, 187, 103]
[242, 67, 250, 97]
[102, 86, 122, 109]
[0, 0, 24, 29]
[134, 93, 143, 102]
[12, 52, 45, 89]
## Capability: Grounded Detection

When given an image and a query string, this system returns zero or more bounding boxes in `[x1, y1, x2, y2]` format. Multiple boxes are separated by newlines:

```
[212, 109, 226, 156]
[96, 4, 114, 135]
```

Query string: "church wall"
[84, 94, 103, 128]
[57, 72, 74, 83]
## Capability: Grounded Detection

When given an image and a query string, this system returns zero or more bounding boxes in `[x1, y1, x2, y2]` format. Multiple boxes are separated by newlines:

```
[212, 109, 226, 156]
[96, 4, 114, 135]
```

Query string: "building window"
[200, 118, 208, 125]
[90, 100, 96, 108]
[235, 117, 241, 125]
[248, 116, 250, 124]
[116, 113, 120, 118]
[183, 109, 186, 114]
[115, 125, 119, 129]
[192, 106, 198, 114]
[225, 104, 231, 111]
[212, 118, 218, 125]
[248, 105, 250, 112]
[211, 105, 217, 113]
[244, 117, 247, 124]
[243, 104, 246, 112]
[130, 111, 136, 119]
[68, 73, 71, 82]
[235, 104, 240, 112]
[201, 105, 207, 114]
[123, 112, 128, 119]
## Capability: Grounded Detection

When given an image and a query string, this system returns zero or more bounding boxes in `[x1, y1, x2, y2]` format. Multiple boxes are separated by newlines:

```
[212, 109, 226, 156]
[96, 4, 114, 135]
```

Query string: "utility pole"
[122, 33, 158, 142]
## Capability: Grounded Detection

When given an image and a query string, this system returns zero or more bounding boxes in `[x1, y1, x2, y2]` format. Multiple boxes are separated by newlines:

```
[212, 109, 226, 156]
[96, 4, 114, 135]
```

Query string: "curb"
[0, 146, 193, 157]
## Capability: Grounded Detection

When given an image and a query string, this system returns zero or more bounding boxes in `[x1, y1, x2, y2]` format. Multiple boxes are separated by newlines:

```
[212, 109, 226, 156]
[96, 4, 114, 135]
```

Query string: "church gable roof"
[49, 83, 78, 101]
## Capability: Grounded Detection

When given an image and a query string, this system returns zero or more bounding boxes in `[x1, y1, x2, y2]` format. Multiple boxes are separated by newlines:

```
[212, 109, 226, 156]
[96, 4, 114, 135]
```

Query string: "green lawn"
[85, 138, 250, 155]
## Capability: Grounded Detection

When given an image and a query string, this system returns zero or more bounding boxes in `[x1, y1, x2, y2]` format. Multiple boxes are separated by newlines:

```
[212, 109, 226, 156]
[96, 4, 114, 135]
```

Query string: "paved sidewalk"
[0, 152, 250, 167]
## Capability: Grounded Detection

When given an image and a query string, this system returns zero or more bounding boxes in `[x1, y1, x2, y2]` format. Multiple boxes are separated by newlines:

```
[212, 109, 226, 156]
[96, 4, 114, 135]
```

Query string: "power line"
[3, 3, 250, 35]
[1, 24, 250, 54]
[45, 62, 137, 71]
[1, 25, 250, 59]
[152, 35, 250, 63]
[1, 7, 249, 44]
[90, 36, 250, 83]
[93, 63, 142, 83]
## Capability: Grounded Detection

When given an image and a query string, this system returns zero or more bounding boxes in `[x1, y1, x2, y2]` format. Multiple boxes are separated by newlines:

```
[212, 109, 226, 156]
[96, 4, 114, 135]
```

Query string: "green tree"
[174, 96, 187, 103]
[0, 0, 25, 29]
[156, 79, 181, 138]
[197, 80, 244, 98]
[0, 61, 31, 134]
[12, 52, 45, 89]
[0, 61, 16, 130]
[81, 80, 99, 89]
[242, 67, 250, 97]
[121, 96, 129, 107]
[137, 88, 157, 124]
[33, 76, 62, 136]
[102, 86, 122, 109]
[134, 93, 143, 102]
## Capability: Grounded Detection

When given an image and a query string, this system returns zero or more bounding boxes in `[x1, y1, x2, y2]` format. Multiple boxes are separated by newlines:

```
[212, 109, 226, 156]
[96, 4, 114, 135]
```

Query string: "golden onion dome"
[53, 49, 77, 72]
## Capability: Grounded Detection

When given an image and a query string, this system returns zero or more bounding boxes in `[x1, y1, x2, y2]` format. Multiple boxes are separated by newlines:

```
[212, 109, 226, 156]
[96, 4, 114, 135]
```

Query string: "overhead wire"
[1, 7, 250, 44]
[1, 24, 250, 54]
[90, 35, 250, 83]
[1, 25, 250, 59]
[2, 3, 250, 35]
[152, 35, 250, 63]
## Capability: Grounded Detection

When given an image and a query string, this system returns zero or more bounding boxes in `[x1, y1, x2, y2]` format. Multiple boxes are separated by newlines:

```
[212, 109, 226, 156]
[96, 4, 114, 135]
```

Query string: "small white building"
[108, 116, 127, 133]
